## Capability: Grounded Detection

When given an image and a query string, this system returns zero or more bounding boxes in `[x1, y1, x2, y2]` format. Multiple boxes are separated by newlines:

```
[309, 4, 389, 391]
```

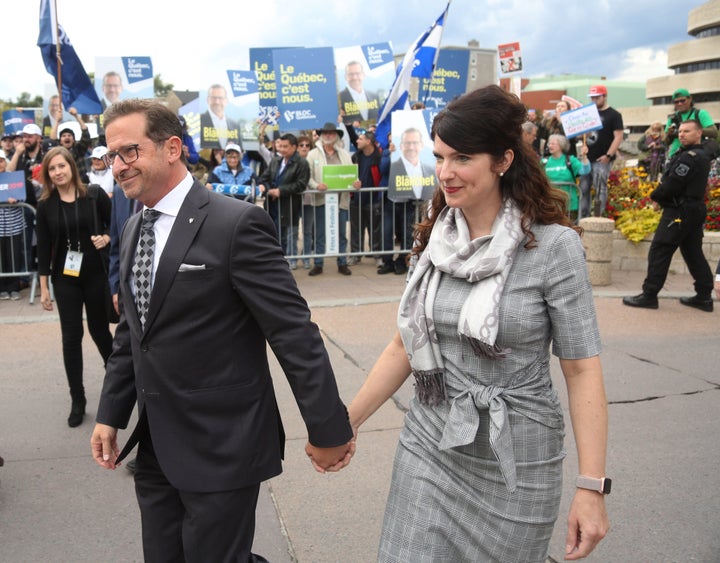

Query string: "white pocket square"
[178, 263, 206, 272]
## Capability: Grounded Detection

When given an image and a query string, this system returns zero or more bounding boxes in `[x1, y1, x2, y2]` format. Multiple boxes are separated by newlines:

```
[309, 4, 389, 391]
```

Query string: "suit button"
[141, 346, 148, 352]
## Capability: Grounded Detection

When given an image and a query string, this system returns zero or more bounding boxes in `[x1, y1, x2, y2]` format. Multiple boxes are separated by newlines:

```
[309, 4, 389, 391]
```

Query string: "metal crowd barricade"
[264, 187, 427, 264]
[0, 202, 38, 304]
[552, 182, 582, 224]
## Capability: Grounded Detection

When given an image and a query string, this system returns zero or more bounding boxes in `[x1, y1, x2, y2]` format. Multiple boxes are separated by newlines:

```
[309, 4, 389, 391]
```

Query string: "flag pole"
[421, 0, 451, 107]
[54, 0, 62, 105]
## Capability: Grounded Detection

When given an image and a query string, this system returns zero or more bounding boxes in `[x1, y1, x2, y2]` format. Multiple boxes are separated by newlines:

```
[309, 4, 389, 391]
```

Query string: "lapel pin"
[189, 218, 194, 223]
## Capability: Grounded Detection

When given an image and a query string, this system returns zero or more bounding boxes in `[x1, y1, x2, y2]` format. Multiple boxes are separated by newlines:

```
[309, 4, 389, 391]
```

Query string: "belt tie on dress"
[438, 384, 517, 492]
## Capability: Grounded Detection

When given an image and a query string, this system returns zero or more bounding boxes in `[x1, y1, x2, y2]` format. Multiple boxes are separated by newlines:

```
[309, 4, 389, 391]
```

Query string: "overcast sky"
[3, 0, 707, 101]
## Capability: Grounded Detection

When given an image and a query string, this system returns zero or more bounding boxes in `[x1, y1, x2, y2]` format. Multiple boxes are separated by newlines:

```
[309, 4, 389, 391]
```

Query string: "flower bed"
[605, 164, 720, 242]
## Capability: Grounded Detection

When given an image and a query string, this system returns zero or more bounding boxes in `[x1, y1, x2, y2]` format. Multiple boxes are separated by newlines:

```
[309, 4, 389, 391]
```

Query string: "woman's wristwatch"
[576, 475, 612, 495]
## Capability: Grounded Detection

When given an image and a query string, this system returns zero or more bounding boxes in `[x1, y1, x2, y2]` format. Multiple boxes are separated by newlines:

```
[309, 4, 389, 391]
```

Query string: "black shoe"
[67, 398, 86, 428]
[308, 266, 323, 276]
[394, 262, 408, 275]
[125, 457, 137, 474]
[337, 265, 352, 276]
[377, 263, 394, 275]
[622, 293, 659, 309]
[679, 295, 713, 312]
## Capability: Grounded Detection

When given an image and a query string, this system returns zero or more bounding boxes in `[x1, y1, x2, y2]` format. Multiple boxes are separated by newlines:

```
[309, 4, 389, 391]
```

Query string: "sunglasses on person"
[673, 98, 688, 104]
[299, 143, 311, 147]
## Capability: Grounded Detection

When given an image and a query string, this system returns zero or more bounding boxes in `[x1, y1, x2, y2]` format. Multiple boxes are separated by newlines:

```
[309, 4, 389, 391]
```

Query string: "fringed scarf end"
[465, 335, 510, 360]
[412, 368, 447, 406]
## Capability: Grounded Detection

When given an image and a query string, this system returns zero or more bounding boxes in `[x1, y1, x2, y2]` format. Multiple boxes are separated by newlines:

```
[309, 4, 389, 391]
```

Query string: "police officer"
[623, 119, 714, 312]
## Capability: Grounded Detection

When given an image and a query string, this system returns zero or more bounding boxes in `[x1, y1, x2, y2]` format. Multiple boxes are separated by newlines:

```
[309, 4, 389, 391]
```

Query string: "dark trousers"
[642, 203, 714, 298]
[0, 233, 24, 292]
[381, 198, 417, 266]
[349, 195, 382, 254]
[135, 433, 262, 563]
[52, 273, 114, 401]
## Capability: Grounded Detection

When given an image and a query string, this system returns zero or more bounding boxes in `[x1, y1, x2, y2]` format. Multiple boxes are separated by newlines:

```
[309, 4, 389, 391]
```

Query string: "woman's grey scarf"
[397, 200, 524, 406]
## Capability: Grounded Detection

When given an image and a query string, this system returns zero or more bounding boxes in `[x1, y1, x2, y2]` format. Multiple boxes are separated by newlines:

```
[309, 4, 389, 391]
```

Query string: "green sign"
[322, 164, 358, 190]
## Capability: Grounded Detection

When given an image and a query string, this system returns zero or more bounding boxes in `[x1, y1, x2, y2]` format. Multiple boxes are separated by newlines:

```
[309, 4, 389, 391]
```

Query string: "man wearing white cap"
[88, 146, 115, 196]
[8, 123, 45, 207]
[579, 85, 624, 217]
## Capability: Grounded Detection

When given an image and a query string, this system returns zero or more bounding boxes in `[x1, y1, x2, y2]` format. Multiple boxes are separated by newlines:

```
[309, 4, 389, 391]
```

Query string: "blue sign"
[418, 50, 468, 109]
[121, 57, 153, 84]
[227, 70, 258, 97]
[250, 47, 289, 128]
[273, 47, 338, 130]
[361, 42, 394, 71]
[2, 110, 37, 135]
[0, 171, 27, 202]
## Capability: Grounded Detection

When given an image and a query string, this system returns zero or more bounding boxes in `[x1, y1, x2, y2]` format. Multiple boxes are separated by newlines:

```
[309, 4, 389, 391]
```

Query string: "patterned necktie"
[133, 209, 161, 329]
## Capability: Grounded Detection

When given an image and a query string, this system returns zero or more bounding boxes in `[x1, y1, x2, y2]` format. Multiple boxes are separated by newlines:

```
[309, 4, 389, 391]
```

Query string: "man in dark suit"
[200, 84, 241, 150]
[91, 99, 354, 562]
[338, 61, 381, 125]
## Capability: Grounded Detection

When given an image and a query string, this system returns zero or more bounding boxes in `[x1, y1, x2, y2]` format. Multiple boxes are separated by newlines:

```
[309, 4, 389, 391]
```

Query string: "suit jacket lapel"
[142, 182, 209, 334]
[120, 211, 143, 336]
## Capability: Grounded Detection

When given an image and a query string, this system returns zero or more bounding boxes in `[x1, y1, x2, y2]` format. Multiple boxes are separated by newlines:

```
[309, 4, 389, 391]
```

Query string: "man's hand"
[90, 423, 121, 469]
[305, 439, 355, 473]
[268, 188, 280, 199]
[112, 293, 119, 316]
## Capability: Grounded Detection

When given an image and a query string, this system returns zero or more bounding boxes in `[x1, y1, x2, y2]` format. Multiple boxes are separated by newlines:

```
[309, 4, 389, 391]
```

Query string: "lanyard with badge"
[60, 189, 83, 277]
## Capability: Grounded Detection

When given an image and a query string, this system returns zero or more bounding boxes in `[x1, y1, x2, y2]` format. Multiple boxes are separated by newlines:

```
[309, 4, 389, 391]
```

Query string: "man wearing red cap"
[579, 84, 624, 217]
[665, 88, 717, 160]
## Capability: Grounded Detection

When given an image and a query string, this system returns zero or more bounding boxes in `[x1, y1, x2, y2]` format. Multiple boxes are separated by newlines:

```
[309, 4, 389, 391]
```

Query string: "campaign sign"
[3, 110, 37, 135]
[498, 42, 522, 74]
[0, 171, 27, 202]
[251, 47, 295, 133]
[95, 56, 154, 105]
[273, 47, 337, 130]
[179, 96, 202, 153]
[226, 70, 261, 151]
[560, 103, 603, 139]
[388, 110, 437, 202]
[418, 49, 469, 109]
[335, 42, 395, 125]
[322, 164, 358, 190]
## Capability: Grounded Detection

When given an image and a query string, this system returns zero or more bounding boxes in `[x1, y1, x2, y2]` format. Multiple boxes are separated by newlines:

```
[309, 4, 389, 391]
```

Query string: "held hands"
[564, 489, 609, 560]
[305, 438, 356, 474]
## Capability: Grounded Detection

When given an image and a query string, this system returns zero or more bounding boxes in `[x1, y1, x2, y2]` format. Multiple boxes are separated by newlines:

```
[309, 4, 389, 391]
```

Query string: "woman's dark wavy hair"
[413, 85, 578, 257]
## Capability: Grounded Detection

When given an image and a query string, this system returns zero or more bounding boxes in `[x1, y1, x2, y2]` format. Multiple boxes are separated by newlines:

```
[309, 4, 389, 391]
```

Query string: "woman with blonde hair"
[36, 146, 114, 427]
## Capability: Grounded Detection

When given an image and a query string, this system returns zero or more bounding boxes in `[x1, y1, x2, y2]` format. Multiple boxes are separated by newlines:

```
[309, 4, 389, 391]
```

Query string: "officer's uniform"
[642, 143, 713, 298]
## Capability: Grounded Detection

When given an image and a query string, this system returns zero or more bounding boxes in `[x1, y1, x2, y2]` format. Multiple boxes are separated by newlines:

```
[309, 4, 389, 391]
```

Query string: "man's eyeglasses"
[103, 144, 140, 167]
[299, 143, 311, 147]
[673, 98, 688, 104]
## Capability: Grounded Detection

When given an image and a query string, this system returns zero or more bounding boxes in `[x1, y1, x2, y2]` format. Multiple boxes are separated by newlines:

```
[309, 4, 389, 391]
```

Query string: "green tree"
[154, 74, 174, 98]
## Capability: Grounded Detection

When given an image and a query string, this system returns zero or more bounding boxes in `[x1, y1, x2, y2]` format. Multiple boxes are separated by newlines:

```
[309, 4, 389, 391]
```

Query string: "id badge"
[63, 250, 83, 277]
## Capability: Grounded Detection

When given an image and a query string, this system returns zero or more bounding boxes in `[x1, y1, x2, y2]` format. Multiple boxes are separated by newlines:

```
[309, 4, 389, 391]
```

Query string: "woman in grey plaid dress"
[346, 86, 610, 562]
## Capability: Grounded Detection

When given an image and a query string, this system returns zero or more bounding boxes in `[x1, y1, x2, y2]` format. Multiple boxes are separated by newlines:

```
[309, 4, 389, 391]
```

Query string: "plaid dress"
[379, 224, 602, 563]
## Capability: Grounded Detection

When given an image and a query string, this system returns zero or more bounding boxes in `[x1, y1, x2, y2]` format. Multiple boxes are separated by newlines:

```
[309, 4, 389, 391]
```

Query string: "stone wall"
[611, 230, 720, 274]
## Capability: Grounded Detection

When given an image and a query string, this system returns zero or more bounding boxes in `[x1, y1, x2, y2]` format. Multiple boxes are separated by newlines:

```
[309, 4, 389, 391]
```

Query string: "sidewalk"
[1, 260, 718, 562]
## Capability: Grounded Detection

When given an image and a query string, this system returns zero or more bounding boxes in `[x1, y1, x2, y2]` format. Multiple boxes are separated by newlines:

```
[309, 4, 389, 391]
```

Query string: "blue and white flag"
[37, 0, 102, 115]
[376, 2, 450, 150]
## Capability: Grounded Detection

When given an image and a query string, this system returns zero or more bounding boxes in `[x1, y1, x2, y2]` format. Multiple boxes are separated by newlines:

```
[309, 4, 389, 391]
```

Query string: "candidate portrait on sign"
[200, 84, 242, 150]
[389, 126, 437, 202]
[338, 61, 380, 125]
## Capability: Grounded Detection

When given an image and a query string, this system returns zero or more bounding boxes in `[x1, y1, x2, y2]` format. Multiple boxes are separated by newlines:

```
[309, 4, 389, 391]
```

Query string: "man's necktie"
[133, 209, 161, 329]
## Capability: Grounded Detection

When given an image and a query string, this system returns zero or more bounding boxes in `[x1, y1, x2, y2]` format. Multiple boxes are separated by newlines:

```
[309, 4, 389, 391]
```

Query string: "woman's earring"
[499, 172, 504, 177]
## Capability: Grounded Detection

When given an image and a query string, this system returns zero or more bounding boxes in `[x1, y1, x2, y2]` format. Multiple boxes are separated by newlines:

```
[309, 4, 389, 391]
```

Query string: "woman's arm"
[560, 355, 610, 560]
[348, 330, 413, 431]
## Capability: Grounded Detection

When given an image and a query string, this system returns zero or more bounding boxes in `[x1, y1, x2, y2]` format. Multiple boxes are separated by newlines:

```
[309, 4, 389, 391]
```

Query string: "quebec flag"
[375, 2, 450, 150]
[37, 0, 102, 115]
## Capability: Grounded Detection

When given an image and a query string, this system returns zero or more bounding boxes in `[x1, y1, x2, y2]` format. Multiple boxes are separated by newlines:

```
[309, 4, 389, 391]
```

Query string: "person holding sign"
[305, 123, 358, 276]
[579, 85, 624, 217]
[36, 146, 114, 428]
[333, 86, 610, 562]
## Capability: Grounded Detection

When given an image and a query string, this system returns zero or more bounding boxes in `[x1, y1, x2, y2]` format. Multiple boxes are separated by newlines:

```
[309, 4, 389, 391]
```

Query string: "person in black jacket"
[623, 120, 714, 312]
[36, 146, 114, 427]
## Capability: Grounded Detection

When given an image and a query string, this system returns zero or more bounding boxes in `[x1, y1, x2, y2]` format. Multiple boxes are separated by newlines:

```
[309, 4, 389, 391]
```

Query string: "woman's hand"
[90, 234, 109, 250]
[565, 489, 609, 560]
[40, 288, 53, 311]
